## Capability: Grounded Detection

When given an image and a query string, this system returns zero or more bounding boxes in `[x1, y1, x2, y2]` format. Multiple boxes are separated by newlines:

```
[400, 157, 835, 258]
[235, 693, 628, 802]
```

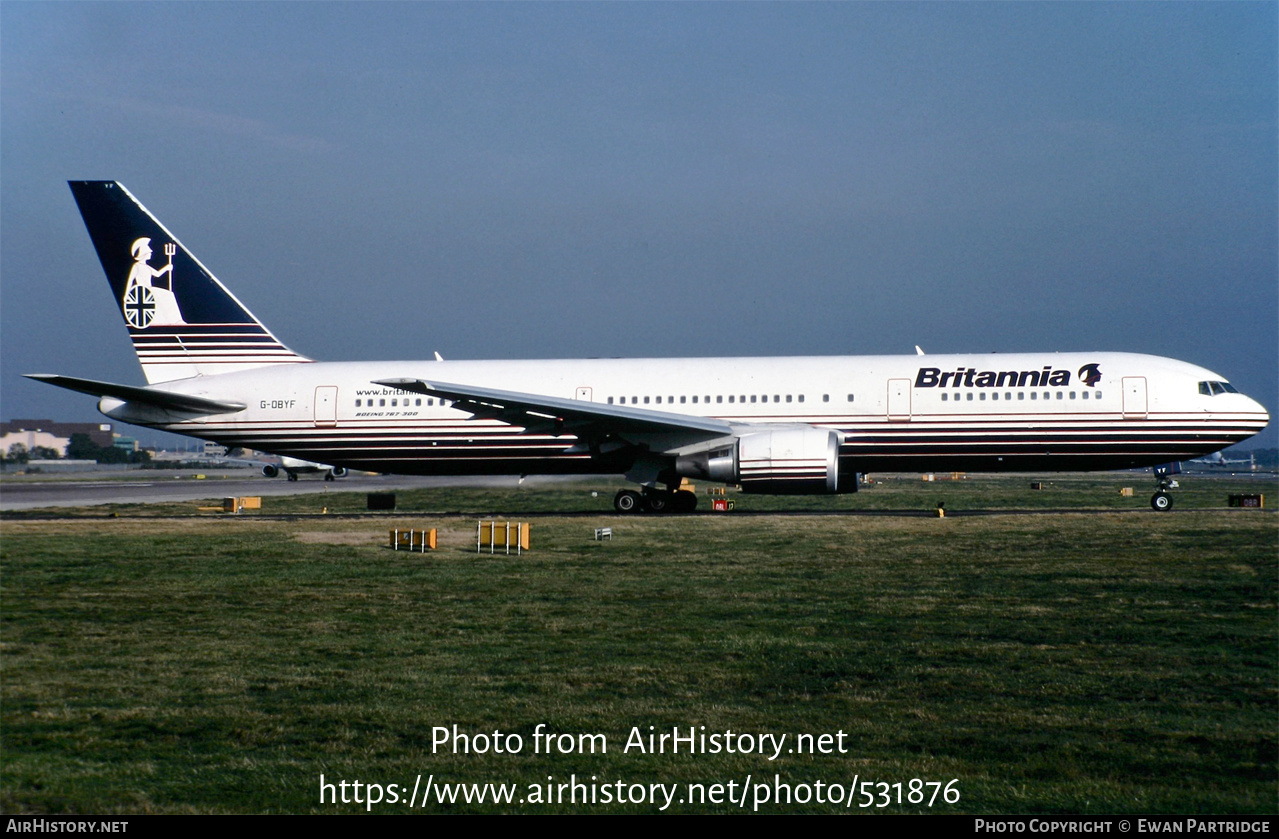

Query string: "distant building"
[1, 419, 115, 456]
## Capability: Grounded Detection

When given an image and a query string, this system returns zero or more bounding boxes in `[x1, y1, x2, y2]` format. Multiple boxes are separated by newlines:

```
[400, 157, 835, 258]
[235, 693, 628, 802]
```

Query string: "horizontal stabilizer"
[25, 374, 246, 415]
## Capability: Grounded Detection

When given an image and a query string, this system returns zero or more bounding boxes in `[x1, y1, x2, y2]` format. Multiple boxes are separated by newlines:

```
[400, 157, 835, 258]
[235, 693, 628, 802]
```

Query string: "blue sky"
[3, 2, 1276, 447]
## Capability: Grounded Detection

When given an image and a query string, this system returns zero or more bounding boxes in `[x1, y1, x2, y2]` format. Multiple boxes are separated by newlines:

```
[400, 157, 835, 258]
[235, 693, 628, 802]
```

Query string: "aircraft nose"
[1240, 392, 1271, 433]
[1252, 397, 1271, 428]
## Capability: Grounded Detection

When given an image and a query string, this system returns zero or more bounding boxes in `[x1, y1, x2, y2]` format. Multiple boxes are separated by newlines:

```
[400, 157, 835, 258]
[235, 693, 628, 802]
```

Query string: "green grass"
[1, 476, 1276, 813]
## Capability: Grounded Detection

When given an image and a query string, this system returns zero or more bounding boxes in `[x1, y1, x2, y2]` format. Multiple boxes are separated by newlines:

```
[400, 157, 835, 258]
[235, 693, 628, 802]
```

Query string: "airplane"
[261, 456, 349, 482]
[1190, 450, 1258, 470]
[27, 181, 1271, 513]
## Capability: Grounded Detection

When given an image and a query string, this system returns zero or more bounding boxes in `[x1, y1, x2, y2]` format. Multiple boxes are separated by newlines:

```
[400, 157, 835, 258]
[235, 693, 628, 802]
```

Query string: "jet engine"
[676, 427, 849, 494]
[262, 464, 279, 478]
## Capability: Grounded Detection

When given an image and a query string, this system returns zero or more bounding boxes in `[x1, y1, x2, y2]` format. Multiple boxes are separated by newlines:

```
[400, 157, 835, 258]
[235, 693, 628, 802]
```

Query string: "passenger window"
[941, 393, 948, 402]
[822, 394, 830, 402]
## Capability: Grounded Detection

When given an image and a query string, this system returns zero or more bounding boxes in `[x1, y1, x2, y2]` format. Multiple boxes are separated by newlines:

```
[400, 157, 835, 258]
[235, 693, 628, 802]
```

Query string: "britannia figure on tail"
[122, 237, 185, 327]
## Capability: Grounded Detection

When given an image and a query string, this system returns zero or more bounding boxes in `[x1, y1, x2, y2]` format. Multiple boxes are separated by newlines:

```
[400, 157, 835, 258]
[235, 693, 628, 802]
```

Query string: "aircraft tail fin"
[68, 181, 310, 384]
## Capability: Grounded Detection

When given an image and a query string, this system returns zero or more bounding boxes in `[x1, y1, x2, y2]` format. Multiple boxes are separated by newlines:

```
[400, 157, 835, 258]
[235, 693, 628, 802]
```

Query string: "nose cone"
[1239, 393, 1271, 441]
[1251, 396, 1270, 429]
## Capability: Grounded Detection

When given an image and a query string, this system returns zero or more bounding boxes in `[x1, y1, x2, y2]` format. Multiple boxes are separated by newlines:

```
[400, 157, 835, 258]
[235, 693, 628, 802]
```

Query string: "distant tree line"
[2, 434, 154, 466]
[3, 443, 62, 465]
[66, 433, 150, 464]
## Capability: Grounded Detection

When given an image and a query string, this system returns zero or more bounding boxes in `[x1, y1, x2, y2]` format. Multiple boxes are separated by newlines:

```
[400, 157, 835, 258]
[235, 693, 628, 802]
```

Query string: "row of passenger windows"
[355, 398, 446, 408]
[607, 393, 857, 406]
[353, 390, 1109, 410]
[940, 390, 1103, 402]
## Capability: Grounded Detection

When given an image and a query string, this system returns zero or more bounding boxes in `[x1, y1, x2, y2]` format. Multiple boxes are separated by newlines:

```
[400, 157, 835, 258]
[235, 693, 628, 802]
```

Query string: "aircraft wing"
[374, 377, 735, 451]
[26, 374, 247, 415]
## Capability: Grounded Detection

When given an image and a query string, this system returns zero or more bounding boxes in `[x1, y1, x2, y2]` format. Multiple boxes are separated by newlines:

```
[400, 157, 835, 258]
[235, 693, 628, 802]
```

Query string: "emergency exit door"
[887, 379, 912, 421]
[314, 386, 338, 427]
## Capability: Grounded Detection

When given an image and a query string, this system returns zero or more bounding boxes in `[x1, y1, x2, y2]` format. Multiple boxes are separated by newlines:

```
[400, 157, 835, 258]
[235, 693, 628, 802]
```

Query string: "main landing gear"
[613, 488, 698, 514]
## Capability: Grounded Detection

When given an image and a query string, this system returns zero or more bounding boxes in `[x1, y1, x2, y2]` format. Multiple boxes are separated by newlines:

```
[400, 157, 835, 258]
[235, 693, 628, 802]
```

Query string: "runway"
[3, 467, 1270, 516]
[0, 470, 575, 511]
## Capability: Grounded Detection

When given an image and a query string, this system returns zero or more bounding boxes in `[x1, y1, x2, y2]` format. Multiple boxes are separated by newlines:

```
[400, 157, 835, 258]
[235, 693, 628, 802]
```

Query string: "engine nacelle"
[739, 427, 842, 494]
[676, 427, 848, 494]
[262, 464, 279, 478]
[330, 466, 348, 478]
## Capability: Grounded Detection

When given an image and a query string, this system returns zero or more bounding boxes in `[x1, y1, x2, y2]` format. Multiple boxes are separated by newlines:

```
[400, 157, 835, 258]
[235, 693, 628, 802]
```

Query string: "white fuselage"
[100, 351, 1269, 479]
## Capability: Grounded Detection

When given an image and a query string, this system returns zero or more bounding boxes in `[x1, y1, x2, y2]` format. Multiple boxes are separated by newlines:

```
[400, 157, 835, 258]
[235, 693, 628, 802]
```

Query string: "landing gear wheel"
[1151, 492, 1172, 512]
[614, 489, 643, 514]
[644, 492, 671, 514]
[673, 490, 698, 513]
[324, 472, 335, 482]
[287, 472, 298, 482]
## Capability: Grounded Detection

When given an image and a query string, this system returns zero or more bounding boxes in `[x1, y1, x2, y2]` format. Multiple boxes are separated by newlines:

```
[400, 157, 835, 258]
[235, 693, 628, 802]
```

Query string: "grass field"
[2, 474, 1275, 813]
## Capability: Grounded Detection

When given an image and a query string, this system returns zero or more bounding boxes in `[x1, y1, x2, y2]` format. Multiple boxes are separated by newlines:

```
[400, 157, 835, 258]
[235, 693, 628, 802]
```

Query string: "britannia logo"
[122, 237, 186, 328]
[1078, 363, 1102, 387]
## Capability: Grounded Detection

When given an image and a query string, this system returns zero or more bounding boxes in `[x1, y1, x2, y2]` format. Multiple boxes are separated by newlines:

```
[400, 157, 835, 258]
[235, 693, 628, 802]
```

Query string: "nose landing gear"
[1151, 467, 1179, 512]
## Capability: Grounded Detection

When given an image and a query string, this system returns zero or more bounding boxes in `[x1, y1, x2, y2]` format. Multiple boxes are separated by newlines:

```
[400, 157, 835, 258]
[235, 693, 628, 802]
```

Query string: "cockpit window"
[1199, 380, 1238, 396]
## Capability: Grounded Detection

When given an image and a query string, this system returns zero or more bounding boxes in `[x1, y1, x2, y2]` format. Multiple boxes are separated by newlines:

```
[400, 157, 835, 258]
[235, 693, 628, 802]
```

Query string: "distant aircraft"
[28, 182, 1270, 512]
[1190, 451, 1257, 470]
[261, 456, 348, 482]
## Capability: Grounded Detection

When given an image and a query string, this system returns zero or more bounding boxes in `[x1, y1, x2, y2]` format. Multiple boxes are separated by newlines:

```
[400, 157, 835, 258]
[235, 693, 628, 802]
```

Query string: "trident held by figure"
[163, 242, 176, 289]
